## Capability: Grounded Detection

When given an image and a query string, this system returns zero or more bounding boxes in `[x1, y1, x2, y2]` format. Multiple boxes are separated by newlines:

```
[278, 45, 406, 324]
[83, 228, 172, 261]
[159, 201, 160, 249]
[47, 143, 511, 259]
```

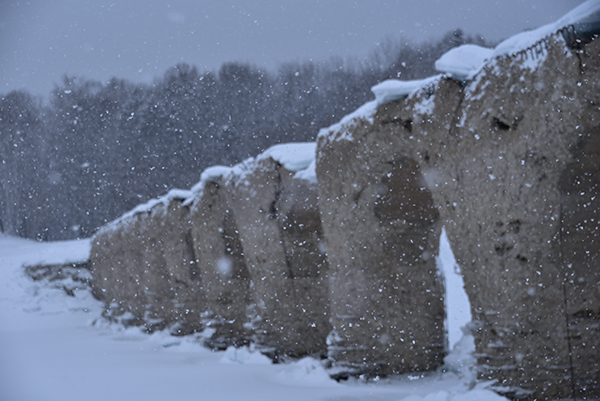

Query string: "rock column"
[188, 167, 252, 348]
[232, 147, 330, 359]
[315, 78, 459, 375]
[438, 36, 600, 400]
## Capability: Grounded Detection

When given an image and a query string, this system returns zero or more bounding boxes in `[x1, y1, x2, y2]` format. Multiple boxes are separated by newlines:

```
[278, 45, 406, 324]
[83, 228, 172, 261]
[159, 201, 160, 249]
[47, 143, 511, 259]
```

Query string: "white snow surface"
[0, 233, 508, 401]
[192, 165, 233, 192]
[257, 142, 316, 172]
[317, 100, 378, 143]
[294, 159, 318, 184]
[434, 45, 494, 81]
[100, 187, 193, 233]
[371, 76, 442, 106]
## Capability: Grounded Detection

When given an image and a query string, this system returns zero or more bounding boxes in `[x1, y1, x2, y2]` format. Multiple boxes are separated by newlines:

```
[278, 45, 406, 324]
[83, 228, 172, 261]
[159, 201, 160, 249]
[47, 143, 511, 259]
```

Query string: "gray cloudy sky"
[0, 0, 585, 97]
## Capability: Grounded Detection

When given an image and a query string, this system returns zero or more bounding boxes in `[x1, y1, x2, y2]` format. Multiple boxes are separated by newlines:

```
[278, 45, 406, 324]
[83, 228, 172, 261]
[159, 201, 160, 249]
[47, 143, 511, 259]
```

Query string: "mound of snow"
[371, 76, 442, 105]
[257, 142, 316, 172]
[432, 0, 600, 83]
[220, 345, 272, 365]
[435, 45, 493, 81]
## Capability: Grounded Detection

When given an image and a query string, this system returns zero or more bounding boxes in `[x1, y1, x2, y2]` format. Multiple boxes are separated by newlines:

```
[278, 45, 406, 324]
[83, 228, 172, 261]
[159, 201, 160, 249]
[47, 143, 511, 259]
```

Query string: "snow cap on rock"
[257, 142, 316, 172]
[435, 44, 493, 81]
[371, 75, 442, 106]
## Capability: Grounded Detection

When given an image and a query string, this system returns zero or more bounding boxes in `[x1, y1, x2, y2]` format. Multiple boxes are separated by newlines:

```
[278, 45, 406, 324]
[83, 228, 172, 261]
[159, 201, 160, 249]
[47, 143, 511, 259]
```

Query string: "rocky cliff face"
[89, 28, 600, 401]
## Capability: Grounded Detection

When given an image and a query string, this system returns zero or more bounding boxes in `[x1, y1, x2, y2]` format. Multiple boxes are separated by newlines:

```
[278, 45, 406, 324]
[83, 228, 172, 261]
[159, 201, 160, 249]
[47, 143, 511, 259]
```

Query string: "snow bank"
[220, 345, 272, 365]
[0, 233, 507, 401]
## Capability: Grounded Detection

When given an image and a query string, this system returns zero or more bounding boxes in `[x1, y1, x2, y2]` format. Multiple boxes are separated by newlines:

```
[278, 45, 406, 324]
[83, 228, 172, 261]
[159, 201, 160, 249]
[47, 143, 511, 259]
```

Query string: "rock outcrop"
[231, 144, 331, 359]
[316, 33, 600, 399]
[439, 35, 600, 400]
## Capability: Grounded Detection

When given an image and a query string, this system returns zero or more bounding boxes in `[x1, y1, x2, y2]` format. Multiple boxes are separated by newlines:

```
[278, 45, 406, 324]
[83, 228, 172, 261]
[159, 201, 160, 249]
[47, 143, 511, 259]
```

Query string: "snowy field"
[0, 233, 507, 401]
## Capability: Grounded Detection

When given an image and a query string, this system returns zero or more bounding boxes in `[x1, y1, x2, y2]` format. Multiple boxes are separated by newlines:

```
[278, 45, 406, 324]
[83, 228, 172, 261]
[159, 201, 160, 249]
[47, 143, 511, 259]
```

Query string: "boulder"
[90, 212, 149, 326]
[232, 143, 331, 359]
[153, 193, 203, 335]
[317, 31, 600, 399]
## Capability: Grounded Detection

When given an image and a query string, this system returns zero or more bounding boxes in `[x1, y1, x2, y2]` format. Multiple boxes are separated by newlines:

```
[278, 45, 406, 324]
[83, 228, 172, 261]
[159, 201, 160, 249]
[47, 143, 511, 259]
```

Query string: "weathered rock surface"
[439, 35, 600, 400]
[315, 78, 457, 375]
[90, 191, 203, 333]
[188, 167, 252, 348]
[317, 33, 600, 399]
[232, 144, 331, 359]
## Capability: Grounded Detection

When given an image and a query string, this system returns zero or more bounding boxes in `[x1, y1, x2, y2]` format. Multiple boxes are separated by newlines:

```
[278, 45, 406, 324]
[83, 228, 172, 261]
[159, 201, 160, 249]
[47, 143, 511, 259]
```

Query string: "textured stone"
[188, 170, 252, 348]
[314, 77, 457, 375]
[440, 35, 600, 400]
[90, 193, 204, 333]
[316, 33, 600, 399]
[232, 155, 330, 359]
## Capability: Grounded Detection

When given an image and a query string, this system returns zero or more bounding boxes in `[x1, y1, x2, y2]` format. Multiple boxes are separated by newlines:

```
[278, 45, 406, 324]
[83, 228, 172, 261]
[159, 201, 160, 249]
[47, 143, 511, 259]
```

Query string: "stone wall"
[315, 77, 460, 375]
[91, 150, 331, 359]
[441, 36, 600, 400]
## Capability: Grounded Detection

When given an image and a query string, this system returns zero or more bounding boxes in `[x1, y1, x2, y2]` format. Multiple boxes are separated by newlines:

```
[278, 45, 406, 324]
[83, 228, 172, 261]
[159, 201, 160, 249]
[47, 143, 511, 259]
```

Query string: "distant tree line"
[0, 30, 488, 240]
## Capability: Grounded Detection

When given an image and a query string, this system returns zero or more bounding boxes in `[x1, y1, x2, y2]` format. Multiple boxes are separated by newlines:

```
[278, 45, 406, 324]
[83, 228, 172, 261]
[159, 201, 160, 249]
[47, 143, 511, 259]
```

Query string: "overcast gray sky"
[0, 0, 585, 97]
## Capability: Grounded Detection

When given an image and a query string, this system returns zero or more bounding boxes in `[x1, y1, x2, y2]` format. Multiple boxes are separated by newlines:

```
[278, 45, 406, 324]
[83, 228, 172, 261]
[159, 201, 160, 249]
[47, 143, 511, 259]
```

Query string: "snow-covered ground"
[0, 233, 507, 401]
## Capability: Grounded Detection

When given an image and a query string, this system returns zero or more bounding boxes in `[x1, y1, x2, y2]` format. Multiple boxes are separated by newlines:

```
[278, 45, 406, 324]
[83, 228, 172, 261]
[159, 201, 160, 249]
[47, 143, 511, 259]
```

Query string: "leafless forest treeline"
[0, 30, 487, 240]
